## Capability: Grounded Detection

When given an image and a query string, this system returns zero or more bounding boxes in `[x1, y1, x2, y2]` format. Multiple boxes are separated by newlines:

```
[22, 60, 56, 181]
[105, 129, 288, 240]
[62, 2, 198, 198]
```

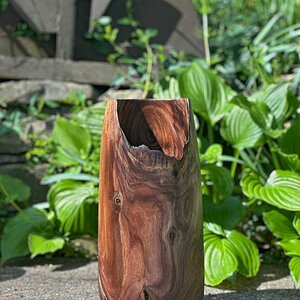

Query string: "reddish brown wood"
[98, 99, 203, 300]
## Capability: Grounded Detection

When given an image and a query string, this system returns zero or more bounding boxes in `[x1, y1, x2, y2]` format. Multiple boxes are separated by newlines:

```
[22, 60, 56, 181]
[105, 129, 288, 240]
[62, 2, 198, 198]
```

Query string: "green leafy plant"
[263, 210, 300, 286]
[1, 207, 64, 263]
[0, 175, 64, 263]
[0, 98, 105, 263]
[193, 0, 300, 92]
[161, 60, 300, 285]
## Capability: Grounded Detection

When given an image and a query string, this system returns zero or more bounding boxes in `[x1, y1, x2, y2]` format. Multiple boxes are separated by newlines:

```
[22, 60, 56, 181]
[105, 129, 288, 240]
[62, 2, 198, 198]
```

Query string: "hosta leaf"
[278, 239, 300, 256]
[280, 118, 300, 158]
[226, 230, 260, 277]
[293, 213, 300, 235]
[220, 106, 264, 149]
[201, 165, 233, 203]
[179, 62, 233, 125]
[272, 148, 300, 174]
[1, 208, 49, 264]
[48, 180, 98, 236]
[263, 210, 298, 240]
[41, 173, 99, 185]
[154, 77, 180, 99]
[250, 83, 296, 126]
[204, 223, 260, 285]
[201, 144, 223, 164]
[274, 119, 300, 173]
[204, 196, 246, 230]
[204, 222, 226, 236]
[289, 257, 300, 287]
[0, 174, 31, 203]
[242, 170, 300, 211]
[28, 233, 65, 258]
[204, 226, 238, 286]
[73, 102, 106, 144]
[232, 95, 273, 130]
[52, 117, 91, 167]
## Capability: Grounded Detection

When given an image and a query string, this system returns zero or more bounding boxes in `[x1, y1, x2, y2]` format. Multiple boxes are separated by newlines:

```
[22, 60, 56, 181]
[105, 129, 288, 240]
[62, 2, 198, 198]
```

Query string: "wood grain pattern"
[98, 99, 203, 300]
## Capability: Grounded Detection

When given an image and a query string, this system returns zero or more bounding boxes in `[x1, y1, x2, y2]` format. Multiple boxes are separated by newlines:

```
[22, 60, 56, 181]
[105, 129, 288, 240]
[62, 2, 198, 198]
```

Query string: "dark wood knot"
[168, 227, 177, 244]
[113, 193, 123, 212]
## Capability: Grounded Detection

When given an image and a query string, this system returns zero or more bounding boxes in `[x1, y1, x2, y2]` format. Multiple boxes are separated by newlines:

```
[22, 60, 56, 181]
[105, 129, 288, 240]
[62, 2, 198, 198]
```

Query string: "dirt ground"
[0, 258, 299, 299]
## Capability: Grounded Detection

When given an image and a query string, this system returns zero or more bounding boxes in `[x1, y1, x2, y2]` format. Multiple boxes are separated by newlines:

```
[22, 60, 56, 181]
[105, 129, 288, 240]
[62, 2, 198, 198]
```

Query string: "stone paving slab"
[0, 258, 299, 299]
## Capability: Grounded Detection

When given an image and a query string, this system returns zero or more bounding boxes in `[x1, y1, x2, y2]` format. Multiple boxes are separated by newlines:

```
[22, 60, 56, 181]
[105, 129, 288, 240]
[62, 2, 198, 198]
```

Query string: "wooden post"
[98, 99, 203, 299]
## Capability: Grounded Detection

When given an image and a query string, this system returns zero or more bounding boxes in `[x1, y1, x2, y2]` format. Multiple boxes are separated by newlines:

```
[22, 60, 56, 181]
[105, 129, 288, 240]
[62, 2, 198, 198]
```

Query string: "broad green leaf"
[204, 223, 260, 285]
[278, 239, 300, 256]
[201, 165, 233, 203]
[263, 210, 298, 240]
[28, 233, 65, 258]
[232, 95, 273, 130]
[52, 117, 91, 167]
[204, 222, 226, 236]
[293, 213, 300, 236]
[226, 230, 260, 277]
[73, 101, 106, 144]
[201, 144, 222, 164]
[231, 95, 285, 138]
[272, 148, 300, 174]
[0, 174, 30, 203]
[1, 208, 49, 263]
[48, 180, 98, 236]
[220, 106, 264, 149]
[204, 196, 246, 230]
[274, 119, 300, 173]
[204, 226, 238, 286]
[242, 170, 300, 211]
[251, 83, 296, 126]
[289, 257, 300, 287]
[153, 77, 180, 99]
[41, 173, 99, 185]
[179, 62, 233, 125]
[279, 118, 300, 158]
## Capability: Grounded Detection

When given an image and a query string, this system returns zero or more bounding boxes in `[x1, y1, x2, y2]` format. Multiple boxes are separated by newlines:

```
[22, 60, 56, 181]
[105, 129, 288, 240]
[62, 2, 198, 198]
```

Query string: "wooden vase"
[98, 99, 203, 300]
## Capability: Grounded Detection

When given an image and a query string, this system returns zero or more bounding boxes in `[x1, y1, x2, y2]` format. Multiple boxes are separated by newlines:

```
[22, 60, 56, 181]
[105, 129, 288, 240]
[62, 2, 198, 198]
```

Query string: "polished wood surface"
[98, 99, 203, 299]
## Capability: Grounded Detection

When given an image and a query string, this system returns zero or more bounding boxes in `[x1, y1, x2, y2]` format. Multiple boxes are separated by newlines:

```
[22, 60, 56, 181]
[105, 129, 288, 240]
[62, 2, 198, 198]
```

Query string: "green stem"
[249, 148, 268, 180]
[230, 149, 239, 178]
[202, 12, 211, 66]
[142, 42, 153, 99]
[267, 139, 281, 170]
[111, 41, 124, 55]
[207, 123, 214, 144]
[0, 183, 43, 230]
[0, 182, 23, 215]
[239, 149, 267, 180]
[220, 155, 246, 165]
[238, 149, 257, 173]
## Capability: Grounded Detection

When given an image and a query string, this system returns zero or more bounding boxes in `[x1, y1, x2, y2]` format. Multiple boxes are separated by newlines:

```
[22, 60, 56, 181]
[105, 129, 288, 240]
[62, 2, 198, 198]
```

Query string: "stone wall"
[0, 0, 203, 84]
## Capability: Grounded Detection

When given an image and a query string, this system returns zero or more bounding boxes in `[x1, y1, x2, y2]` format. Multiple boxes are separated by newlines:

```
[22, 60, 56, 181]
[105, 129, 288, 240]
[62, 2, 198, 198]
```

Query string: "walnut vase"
[98, 99, 203, 300]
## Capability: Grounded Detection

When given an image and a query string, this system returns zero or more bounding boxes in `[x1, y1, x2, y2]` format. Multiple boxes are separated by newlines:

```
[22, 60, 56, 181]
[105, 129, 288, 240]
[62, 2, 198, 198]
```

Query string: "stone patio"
[0, 258, 299, 299]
